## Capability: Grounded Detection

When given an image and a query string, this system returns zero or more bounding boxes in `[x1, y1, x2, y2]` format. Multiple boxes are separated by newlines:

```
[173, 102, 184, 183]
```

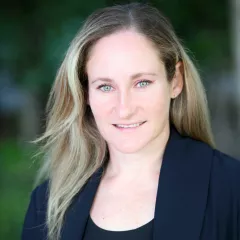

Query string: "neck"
[104, 124, 170, 182]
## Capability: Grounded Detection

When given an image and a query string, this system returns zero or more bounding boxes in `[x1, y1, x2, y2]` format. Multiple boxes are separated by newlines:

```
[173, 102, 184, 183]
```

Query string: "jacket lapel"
[153, 127, 213, 240]
[61, 126, 213, 240]
[61, 167, 103, 240]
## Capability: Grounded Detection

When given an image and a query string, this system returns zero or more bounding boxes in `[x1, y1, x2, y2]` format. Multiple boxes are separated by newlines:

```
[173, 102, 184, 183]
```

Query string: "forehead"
[86, 30, 165, 79]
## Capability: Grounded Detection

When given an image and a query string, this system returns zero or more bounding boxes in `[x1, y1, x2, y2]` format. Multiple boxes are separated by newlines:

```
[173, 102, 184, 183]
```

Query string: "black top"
[82, 216, 154, 240]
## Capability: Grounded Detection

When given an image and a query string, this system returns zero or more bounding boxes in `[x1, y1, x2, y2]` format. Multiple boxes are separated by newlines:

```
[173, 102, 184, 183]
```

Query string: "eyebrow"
[91, 72, 157, 84]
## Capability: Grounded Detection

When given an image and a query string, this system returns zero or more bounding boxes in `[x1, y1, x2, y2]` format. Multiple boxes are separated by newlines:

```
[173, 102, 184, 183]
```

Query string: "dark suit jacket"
[22, 127, 240, 240]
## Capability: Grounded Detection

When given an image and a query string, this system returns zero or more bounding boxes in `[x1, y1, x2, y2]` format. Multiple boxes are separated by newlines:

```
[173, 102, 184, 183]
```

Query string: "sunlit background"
[1, 0, 239, 239]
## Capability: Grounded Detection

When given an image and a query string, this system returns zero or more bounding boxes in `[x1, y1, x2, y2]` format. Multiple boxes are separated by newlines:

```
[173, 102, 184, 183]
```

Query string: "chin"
[111, 140, 148, 154]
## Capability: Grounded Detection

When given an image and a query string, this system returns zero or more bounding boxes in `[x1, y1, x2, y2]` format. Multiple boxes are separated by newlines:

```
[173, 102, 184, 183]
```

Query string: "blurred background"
[0, 0, 239, 238]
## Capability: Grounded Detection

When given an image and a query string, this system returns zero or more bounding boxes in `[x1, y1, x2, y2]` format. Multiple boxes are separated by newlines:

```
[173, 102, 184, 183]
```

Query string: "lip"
[113, 121, 146, 125]
[113, 121, 146, 131]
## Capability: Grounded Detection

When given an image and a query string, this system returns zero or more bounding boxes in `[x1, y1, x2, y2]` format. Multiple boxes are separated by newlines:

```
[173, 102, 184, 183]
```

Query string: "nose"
[116, 91, 135, 119]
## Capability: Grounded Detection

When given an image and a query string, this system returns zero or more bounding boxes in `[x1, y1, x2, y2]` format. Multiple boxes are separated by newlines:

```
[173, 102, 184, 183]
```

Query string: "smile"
[113, 121, 146, 129]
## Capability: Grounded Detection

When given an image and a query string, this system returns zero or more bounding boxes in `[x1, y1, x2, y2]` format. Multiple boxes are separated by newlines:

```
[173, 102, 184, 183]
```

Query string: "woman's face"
[86, 30, 180, 153]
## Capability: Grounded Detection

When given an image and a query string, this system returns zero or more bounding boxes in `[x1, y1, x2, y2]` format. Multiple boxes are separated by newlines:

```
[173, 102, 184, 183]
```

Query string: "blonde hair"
[33, 2, 215, 239]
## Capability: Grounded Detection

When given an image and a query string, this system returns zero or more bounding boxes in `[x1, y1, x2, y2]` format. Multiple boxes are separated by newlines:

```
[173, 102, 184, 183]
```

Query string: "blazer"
[22, 126, 240, 240]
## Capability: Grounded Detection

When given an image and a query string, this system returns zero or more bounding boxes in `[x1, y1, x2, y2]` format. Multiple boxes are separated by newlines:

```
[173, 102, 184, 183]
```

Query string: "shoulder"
[186, 135, 240, 198]
[187, 135, 240, 183]
[21, 180, 49, 239]
[211, 149, 240, 196]
[31, 179, 49, 211]
[197, 148, 240, 237]
[213, 149, 240, 173]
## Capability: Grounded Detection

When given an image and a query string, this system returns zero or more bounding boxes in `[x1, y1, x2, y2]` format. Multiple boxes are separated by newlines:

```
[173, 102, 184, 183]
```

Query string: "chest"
[89, 179, 158, 231]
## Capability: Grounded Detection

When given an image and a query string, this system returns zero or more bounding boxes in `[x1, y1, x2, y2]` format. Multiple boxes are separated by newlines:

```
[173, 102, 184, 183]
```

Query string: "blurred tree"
[230, 0, 240, 127]
[1, 0, 230, 94]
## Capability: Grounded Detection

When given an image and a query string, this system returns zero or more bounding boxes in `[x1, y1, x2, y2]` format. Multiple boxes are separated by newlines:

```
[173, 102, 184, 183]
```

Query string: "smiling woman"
[22, 2, 240, 240]
[87, 30, 181, 153]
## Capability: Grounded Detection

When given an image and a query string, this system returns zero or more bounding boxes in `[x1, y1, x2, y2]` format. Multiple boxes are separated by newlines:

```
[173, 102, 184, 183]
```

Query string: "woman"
[22, 2, 240, 240]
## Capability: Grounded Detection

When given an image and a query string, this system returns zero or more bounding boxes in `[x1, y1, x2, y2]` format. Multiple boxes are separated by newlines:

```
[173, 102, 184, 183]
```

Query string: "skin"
[86, 29, 183, 230]
[87, 29, 183, 179]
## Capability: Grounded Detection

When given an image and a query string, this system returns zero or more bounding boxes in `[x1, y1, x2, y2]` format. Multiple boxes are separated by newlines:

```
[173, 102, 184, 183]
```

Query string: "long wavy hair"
[33, 2, 215, 239]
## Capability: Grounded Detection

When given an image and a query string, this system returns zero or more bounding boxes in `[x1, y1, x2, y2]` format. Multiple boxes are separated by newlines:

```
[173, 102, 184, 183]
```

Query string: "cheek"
[147, 98, 170, 119]
[146, 96, 171, 134]
[88, 91, 113, 119]
[143, 85, 171, 114]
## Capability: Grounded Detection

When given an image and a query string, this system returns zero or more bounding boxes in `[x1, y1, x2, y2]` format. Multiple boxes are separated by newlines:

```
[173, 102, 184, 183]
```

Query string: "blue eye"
[98, 84, 113, 92]
[136, 80, 152, 88]
[97, 80, 152, 92]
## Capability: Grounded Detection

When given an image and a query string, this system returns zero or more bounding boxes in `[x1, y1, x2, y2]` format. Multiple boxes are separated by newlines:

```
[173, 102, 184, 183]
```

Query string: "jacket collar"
[61, 126, 213, 240]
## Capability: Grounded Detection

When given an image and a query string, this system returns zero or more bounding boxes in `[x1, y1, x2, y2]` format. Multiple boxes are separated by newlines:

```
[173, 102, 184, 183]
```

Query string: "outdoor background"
[1, 0, 240, 239]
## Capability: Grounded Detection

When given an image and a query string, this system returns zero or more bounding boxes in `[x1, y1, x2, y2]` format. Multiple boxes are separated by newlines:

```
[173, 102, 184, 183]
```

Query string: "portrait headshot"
[20, 2, 240, 240]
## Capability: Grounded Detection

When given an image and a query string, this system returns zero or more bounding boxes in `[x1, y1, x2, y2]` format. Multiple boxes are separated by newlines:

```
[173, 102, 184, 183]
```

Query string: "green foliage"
[1, 0, 229, 91]
[0, 139, 39, 239]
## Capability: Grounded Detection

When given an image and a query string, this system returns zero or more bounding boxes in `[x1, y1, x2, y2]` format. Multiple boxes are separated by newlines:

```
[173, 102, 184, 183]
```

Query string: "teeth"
[115, 122, 143, 128]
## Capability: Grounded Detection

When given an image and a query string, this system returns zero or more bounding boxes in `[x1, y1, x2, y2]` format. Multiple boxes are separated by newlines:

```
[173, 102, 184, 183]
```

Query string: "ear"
[170, 61, 184, 99]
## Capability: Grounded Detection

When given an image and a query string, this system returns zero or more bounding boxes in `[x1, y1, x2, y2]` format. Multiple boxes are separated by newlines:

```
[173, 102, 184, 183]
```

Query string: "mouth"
[113, 121, 146, 129]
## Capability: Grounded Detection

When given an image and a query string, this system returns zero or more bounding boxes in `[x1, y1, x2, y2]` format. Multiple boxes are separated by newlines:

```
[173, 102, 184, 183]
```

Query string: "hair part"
[33, 2, 215, 239]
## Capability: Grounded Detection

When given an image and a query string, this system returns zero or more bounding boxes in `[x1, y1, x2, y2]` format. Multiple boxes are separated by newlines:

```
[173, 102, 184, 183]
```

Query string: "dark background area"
[1, 0, 239, 239]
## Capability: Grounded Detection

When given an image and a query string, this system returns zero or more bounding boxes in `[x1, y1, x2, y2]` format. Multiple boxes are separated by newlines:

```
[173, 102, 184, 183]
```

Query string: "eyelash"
[97, 80, 152, 92]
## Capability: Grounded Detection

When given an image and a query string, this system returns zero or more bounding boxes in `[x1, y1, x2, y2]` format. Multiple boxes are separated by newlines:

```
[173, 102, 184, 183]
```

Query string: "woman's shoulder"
[210, 148, 240, 198]
[186, 133, 240, 183]
[184, 133, 240, 199]
[31, 179, 49, 211]
[212, 149, 240, 178]
[22, 180, 49, 239]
